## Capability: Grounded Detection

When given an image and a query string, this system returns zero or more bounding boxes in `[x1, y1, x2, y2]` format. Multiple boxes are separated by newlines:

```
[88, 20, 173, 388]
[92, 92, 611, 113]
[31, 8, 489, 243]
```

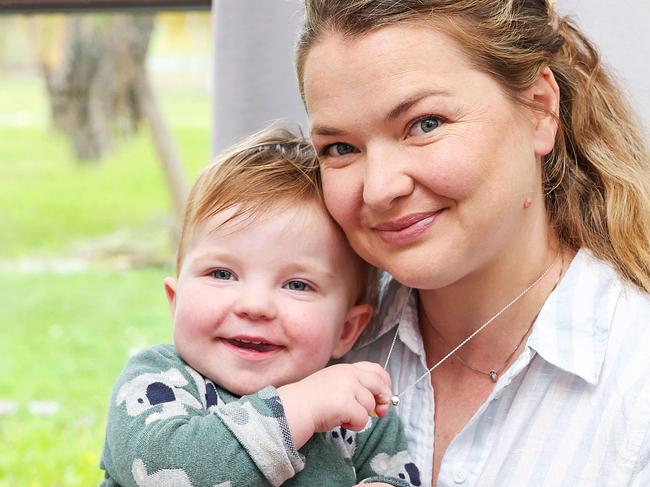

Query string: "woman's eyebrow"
[312, 89, 451, 137]
[386, 89, 451, 121]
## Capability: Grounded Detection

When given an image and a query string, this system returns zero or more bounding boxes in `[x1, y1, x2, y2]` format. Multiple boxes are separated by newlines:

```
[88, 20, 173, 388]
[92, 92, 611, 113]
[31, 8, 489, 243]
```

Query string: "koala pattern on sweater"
[99, 344, 421, 487]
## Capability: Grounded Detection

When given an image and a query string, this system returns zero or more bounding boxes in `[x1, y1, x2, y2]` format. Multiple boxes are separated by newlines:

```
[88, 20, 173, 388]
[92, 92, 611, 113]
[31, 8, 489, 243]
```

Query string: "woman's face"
[303, 23, 556, 289]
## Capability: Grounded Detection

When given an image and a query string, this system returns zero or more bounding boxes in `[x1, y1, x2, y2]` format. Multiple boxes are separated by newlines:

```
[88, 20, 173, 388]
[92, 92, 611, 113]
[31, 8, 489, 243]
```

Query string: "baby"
[99, 127, 421, 487]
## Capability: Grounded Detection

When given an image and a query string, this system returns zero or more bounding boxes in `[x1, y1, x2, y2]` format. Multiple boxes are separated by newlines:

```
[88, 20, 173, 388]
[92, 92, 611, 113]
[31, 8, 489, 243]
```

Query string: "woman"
[296, 1, 650, 485]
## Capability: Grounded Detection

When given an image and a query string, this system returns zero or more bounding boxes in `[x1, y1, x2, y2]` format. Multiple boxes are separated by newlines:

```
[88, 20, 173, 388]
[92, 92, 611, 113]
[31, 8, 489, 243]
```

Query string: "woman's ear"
[331, 304, 374, 359]
[524, 66, 560, 157]
[163, 277, 178, 316]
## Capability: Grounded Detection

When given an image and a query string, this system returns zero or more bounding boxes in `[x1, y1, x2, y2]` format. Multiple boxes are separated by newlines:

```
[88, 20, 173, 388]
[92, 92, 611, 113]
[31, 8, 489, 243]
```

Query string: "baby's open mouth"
[227, 338, 278, 353]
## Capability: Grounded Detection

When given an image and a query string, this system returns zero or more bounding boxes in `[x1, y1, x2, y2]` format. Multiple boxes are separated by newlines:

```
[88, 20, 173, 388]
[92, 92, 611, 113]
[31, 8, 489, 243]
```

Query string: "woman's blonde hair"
[176, 125, 376, 304]
[296, 0, 650, 293]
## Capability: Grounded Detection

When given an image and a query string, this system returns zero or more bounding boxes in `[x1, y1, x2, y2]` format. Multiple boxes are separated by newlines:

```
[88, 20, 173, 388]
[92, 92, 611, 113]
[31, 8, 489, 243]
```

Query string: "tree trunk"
[134, 68, 188, 238]
[41, 14, 155, 162]
[37, 13, 188, 238]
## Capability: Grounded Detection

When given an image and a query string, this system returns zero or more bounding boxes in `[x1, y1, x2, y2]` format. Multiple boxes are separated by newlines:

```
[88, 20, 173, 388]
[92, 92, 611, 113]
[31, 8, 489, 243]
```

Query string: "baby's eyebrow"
[188, 250, 237, 265]
[284, 262, 335, 279]
[311, 125, 348, 137]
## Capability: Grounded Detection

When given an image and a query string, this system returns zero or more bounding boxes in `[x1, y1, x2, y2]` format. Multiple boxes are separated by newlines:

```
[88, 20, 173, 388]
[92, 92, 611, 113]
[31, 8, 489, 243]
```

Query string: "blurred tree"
[42, 14, 153, 161]
[31, 13, 188, 232]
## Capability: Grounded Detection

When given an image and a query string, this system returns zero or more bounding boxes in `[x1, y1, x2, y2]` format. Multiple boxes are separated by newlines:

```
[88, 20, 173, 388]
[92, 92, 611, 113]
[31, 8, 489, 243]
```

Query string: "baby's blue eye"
[285, 280, 312, 292]
[211, 269, 234, 280]
[324, 143, 355, 157]
[418, 117, 440, 133]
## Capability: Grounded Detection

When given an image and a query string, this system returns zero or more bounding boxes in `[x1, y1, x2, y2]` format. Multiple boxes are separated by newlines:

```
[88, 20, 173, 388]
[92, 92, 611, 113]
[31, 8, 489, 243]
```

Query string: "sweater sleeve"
[351, 409, 422, 487]
[99, 345, 304, 487]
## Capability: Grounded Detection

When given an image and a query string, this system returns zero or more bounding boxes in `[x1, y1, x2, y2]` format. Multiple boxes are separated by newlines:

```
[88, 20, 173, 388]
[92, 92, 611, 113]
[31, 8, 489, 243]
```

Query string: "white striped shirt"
[343, 249, 650, 486]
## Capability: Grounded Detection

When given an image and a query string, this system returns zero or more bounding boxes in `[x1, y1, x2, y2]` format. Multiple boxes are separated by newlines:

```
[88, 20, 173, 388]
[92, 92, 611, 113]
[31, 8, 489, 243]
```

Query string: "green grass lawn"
[0, 71, 210, 485]
[0, 77, 209, 259]
[0, 269, 173, 486]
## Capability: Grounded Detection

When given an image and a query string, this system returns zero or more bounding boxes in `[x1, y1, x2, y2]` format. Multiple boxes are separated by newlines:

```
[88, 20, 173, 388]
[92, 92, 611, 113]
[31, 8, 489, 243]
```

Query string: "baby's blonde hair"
[176, 125, 375, 304]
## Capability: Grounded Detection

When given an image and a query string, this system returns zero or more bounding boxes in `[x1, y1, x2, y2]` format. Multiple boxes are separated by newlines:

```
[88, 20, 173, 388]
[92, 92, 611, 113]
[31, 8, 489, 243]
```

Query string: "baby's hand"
[277, 362, 393, 449]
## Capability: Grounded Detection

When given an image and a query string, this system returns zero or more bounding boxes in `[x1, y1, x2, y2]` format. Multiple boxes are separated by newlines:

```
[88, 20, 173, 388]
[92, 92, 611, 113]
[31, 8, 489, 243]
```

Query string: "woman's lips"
[374, 210, 442, 245]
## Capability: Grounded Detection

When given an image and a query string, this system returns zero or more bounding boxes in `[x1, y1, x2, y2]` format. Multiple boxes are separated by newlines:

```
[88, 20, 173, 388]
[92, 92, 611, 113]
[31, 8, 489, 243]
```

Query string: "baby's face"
[165, 201, 369, 395]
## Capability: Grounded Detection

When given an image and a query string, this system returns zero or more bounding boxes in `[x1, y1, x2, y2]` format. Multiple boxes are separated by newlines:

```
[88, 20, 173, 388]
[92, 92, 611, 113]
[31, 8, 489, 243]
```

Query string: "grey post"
[211, 0, 307, 155]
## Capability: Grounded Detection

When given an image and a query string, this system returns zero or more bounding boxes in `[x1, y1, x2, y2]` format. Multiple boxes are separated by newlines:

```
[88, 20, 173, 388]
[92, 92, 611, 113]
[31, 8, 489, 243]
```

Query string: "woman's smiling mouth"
[373, 210, 443, 246]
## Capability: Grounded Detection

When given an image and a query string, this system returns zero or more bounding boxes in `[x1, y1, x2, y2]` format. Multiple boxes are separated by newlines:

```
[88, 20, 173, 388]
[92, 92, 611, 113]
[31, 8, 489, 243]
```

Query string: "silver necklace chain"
[427, 311, 538, 383]
[385, 252, 561, 406]
[426, 253, 563, 383]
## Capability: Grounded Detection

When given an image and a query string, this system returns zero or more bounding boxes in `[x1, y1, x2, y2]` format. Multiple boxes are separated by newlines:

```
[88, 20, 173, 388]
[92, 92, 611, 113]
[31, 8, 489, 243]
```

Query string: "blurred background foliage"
[0, 10, 212, 486]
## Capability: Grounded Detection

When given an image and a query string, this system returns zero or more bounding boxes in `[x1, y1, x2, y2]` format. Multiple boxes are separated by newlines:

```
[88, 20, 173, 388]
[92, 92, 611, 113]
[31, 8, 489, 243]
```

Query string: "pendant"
[390, 395, 400, 406]
[489, 370, 498, 382]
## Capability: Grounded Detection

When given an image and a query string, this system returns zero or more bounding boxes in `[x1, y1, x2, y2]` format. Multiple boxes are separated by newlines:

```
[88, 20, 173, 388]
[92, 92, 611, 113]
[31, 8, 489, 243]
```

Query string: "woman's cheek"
[321, 168, 361, 225]
[423, 145, 478, 200]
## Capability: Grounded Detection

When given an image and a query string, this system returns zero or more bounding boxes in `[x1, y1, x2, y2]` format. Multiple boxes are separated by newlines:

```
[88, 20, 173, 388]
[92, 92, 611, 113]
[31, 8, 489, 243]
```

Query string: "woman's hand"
[277, 362, 393, 449]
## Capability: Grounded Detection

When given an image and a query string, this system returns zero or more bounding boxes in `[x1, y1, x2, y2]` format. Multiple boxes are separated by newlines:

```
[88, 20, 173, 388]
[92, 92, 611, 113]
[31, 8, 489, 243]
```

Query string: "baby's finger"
[355, 385, 377, 414]
[352, 361, 393, 389]
[373, 402, 390, 418]
[354, 369, 393, 406]
[341, 403, 373, 431]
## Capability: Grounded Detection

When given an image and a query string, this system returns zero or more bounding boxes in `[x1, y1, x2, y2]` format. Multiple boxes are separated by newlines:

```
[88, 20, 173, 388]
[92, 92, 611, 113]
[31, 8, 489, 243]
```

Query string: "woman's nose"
[232, 287, 277, 321]
[362, 145, 414, 211]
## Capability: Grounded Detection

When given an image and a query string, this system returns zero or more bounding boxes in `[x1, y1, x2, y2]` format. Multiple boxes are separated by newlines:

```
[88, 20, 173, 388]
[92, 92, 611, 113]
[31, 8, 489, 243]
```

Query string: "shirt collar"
[355, 249, 622, 386]
[354, 275, 422, 355]
[527, 248, 622, 385]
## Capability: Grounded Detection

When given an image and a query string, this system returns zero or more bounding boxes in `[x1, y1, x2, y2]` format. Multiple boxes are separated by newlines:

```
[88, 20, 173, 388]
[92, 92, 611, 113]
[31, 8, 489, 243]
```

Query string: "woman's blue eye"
[324, 143, 355, 157]
[285, 280, 312, 292]
[416, 116, 441, 134]
[211, 269, 234, 280]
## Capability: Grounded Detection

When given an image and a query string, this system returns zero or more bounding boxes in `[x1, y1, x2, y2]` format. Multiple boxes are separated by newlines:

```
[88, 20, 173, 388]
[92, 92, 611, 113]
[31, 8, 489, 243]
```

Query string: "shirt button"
[453, 470, 467, 484]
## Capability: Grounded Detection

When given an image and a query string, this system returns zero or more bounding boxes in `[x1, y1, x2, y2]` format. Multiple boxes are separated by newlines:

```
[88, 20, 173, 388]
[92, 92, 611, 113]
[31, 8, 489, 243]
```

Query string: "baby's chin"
[182, 360, 286, 397]
[230, 383, 267, 397]
[218, 377, 289, 398]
